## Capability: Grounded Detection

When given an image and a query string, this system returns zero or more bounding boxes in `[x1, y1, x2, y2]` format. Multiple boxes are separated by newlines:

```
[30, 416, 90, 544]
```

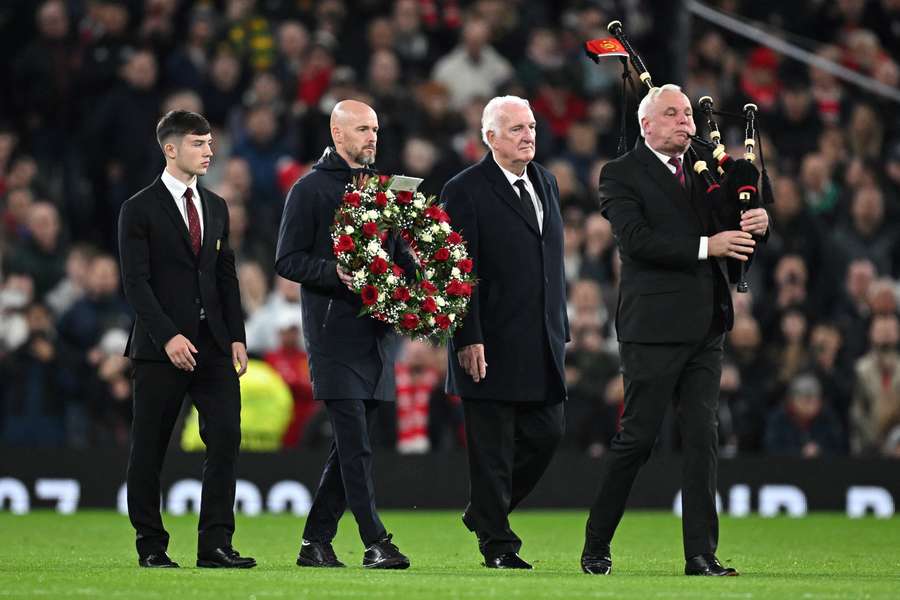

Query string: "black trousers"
[303, 399, 387, 547]
[126, 322, 241, 558]
[462, 399, 565, 559]
[584, 331, 724, 559]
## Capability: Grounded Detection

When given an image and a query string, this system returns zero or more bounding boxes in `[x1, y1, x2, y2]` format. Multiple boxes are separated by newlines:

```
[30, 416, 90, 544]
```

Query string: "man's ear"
[164, 141, 177, 160]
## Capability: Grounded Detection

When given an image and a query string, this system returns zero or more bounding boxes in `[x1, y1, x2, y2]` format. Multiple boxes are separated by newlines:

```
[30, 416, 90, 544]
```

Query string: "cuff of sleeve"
[699, 236, 709, 260]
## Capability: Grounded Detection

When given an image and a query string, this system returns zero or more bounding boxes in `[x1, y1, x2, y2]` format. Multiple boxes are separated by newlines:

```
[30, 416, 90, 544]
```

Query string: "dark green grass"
[2, 510, 899, 599]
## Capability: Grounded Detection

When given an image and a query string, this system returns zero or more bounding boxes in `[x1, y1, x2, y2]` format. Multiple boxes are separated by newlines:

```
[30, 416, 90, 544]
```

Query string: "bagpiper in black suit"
[275, 100, 410, 570]
[118, 111, 255, 569]
[580, 85, 769, 577]
[442, 96, 569, 570]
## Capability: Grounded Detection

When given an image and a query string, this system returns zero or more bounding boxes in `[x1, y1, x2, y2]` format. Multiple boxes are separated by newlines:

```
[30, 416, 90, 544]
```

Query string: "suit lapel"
[527, 162, 550, 233]
[155, 177, 196, 257]
[634, 141, 703, 230]
[479, 153, 541, 237]
[198, 186, 215, 262]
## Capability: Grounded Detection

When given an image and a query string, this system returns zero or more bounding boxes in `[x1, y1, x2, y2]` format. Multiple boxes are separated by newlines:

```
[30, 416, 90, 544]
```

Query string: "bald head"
[331, 100, 379, 168]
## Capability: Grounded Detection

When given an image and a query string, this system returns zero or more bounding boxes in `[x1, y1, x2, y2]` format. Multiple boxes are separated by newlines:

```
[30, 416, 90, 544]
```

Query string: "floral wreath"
[330, 174, 476, 343]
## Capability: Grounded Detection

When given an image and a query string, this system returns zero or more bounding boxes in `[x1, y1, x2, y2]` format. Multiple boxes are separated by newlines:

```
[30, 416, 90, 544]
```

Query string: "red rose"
[375, 191, 388, 208]
[392, 287, 411, 301]
[421, 297, 438, 313]
[456, 258, 473, 273]
[369, 256, 389, 275]
[392, 264, 404, 277]
[401, 313, 419, 330]
[424, 205, 442, 221]
[378, 175, 391, 187]
[396, 191, 413, 205]
[362, 221, 378, 237]
[435, 314, 452, 330]
[448, 280, 472, 297]
[420, 280, 438, 295]
[333, 235, 355, 254]
[447, 231, 463, 245]
[343, 191, 361, 207]
[433, 247, 450, 262]
[361, 285, 379, 305]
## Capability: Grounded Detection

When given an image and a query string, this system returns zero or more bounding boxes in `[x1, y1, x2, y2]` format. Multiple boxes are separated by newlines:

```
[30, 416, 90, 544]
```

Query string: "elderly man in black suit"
[442, 95, 568, 570]
[118, 110, 254, 569]
[580, 84, 769, 577]
[275, 100, 410, 570]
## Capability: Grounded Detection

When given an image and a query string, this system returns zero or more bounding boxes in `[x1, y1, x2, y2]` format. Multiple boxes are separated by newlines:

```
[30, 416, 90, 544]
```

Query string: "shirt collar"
[645, 141, 685, 170]
[161, 168, 199, 202]
[494, 156, 533, 189]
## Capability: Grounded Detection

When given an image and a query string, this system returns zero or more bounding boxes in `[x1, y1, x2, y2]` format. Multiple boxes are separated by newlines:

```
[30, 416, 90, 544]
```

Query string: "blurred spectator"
[432, 17, 512, 110]
[165, 7, 216, 90]
[4, 202, 67, 299]
[394, 340, 442, 454]
[800, 153, 841, 225]
[223, 0, 275, 72]
[770, 80, 822, 173]
[809, 321, 853, 427]
[264, 306, 316, 448]
[833, 185, 897, 275]
[1, 302, 65, 446]
[851, 314, 900, 455]
[0, 273, 34, 355]
[202, 48, 245, 128]
[239, 261, 270, 353]
[833, 258, 877, 360]
[232, 104, 292, 220]
[246, 275, 301, 355]
[579, 213, 615, 284]
[764, 373, 845, 457]
[726, 315, 771, 451]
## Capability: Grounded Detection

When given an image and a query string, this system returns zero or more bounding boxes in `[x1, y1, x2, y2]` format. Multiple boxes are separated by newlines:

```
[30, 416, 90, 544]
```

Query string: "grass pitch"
[2, 510, 899, 599]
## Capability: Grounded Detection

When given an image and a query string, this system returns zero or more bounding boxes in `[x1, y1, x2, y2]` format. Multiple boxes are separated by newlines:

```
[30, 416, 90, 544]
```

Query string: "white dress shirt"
[647, 144, 707, 260]
[161, 168, 204, 240]
[496, 161, 544, 233]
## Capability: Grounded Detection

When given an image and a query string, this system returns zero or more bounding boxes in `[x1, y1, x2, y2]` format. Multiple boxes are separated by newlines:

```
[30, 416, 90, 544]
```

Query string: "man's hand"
[740, 208, 769, 236]
[232, 342, 248, 377]
[708, 231, 755, 261]
[337, 264, 354, 290]
[165, 334, 197, 372]
[457, 344, 487, 383]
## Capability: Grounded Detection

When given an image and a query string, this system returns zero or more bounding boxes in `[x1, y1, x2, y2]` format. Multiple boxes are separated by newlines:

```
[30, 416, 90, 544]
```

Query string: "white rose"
[378, 292, 386, 302]
[413, 198, 425, 209]
[428, 317, 435, 326]
[387, 275, 398, 285]
[354, 270, 366, 280]
[367, 210, 379, 220]
[344, 225, 354, 234]
[431, 224, 440, 234]
[448, 313, 456, 322]
[426, 269, 435, 279]
[451, 249, 462, 260]
[440, 222, 451, 233]
[435, 296, 446, 307]
[421, 232, 433, 243]
[451, 267, 461, 278]
[367, 240, 381, 254]
[377, 249, 389, 260]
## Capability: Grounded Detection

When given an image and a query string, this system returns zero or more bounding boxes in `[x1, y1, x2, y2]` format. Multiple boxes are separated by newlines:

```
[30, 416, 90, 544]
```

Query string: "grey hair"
[481, 95, 533, 147]
[637, 83, 684, 137]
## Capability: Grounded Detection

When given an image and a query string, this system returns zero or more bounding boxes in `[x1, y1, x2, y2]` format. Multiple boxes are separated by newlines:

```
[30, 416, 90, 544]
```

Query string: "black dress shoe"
[138, 552, 179, 568]
[197, 546, 257, 569]
[484, 552, 532, 570]
[581, 553, 612, 575]
[363, 534, 410, 569]
[296, 540, 345, 568]
[685, 553, 738, 576]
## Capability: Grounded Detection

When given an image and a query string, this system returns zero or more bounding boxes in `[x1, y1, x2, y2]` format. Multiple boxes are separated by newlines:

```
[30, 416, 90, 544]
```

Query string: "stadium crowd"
[1, 0, 900, 459]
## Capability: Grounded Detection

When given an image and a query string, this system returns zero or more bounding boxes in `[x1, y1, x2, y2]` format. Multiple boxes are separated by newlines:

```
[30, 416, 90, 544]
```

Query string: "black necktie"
[513, 179, 539, 230]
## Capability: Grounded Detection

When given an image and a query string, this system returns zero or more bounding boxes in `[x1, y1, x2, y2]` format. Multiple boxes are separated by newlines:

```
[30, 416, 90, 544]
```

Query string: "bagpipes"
[584, 21, 774, 293]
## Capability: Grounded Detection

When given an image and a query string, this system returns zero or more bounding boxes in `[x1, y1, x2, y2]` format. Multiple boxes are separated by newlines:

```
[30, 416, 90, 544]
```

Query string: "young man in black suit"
[118, 110, 254, 569]
[442, 96, 569, 570]
[275, 100, 410, 570]
[580, 85, 769, 576]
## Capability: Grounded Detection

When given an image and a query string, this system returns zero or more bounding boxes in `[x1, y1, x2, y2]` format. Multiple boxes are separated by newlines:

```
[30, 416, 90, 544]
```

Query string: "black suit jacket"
[443, 153, 569, 402]
[275, 148, 413, 400]
[599, 140, 735, 344]
[118, 176, 245, 360]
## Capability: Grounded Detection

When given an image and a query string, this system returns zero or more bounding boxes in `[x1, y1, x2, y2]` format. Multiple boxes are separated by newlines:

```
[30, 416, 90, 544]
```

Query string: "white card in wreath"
[389, 175, 424, 192]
